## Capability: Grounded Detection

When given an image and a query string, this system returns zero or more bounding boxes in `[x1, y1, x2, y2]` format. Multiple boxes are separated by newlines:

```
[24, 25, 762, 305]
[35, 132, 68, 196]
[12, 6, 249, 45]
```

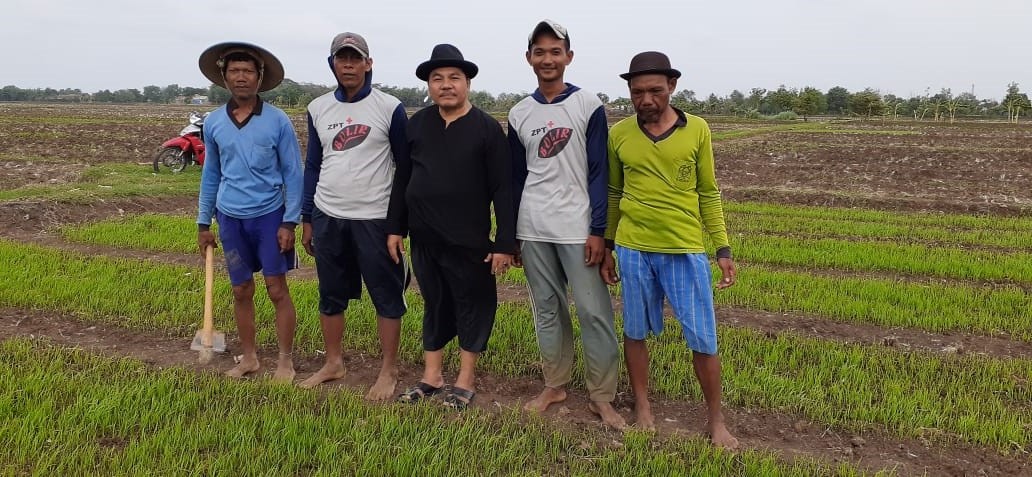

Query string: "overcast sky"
[3, 0, 1029, 100]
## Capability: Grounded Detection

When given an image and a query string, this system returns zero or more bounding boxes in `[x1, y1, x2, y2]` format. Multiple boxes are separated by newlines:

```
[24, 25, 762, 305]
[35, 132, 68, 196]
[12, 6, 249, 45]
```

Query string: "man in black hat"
[601, 51, 738, 448]
[297, 32, 411, 401]
[386, 44, 515, 411]
[196, 42, 302, 382]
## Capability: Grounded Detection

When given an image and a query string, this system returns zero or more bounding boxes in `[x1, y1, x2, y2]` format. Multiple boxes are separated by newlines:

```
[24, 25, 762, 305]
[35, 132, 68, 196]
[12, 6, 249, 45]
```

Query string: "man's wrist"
[280, 222, 297, 231]
[715, 246, 732, 260]
[198, 224, 210, 232]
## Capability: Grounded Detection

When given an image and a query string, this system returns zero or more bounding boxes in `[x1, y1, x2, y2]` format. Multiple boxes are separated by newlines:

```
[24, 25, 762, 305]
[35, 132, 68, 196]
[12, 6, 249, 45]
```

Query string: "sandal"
[397, 382, 443, 403]
[443, 386, 475, 411]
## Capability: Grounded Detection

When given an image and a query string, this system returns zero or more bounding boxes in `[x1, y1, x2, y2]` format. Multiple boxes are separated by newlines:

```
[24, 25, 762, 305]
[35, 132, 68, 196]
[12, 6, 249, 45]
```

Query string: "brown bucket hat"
[619, 51, 682, 80]
[198, 41, 285, 92]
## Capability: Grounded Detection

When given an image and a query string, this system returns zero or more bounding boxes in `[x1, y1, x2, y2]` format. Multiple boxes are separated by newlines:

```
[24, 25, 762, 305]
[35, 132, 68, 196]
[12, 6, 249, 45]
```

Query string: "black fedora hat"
[415, 44, 479, 81]
[619, 51, 682, 81]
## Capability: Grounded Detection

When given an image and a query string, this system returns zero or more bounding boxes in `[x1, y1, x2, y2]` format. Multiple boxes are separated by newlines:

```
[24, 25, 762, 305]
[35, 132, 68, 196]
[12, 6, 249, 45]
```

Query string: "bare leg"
[624, 337, 655, 430]
[366, 316, 401, 400]
[454, 349, 478, 394]
[693, 351, 738, 449]
[298, 312, 347, 389]
[265, 275, 296, 383]
[226, 280, 261, 378]
[523, 386, 567, 412]
[421, 349, 446, 388]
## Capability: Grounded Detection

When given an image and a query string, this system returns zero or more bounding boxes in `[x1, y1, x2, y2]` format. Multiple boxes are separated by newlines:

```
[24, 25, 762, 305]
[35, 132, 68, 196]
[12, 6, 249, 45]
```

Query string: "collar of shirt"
[531, 83, 580, 104]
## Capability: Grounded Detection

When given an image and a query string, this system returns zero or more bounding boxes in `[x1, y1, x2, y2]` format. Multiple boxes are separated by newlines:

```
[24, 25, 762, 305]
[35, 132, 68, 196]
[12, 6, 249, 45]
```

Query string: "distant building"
[190, 95, 209, 105]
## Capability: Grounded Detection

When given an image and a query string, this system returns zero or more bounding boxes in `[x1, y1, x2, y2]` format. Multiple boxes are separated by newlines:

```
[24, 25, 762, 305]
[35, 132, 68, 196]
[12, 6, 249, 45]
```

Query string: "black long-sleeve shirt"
[386, 105, 516, 255]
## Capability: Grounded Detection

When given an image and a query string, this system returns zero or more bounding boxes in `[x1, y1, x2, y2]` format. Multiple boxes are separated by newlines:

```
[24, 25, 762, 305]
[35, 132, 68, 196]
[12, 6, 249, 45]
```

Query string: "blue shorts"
[616, 246, 718, 355]
[216, 207, 297, 286]
[311, 208, 408, 318]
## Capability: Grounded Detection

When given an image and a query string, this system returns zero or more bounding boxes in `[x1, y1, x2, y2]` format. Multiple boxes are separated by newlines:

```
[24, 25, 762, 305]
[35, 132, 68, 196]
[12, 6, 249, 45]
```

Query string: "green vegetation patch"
[0, 163, 200, 202]
[2, 241, 1030, 450]
[1, 338, 863, 476]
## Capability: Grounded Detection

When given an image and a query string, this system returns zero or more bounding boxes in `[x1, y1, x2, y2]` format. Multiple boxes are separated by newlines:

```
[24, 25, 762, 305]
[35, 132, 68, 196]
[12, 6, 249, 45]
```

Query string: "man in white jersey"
[508, 20, 625, 429]
[298, 32, 410, 400]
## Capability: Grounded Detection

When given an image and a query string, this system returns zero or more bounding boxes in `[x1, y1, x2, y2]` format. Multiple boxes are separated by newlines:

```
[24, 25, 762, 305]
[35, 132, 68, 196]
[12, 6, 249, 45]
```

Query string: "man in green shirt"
[601, 51, 738, 449]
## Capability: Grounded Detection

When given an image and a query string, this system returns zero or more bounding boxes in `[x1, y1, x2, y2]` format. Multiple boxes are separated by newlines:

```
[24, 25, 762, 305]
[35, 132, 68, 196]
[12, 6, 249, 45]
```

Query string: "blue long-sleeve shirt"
[197, 98, 303, 226]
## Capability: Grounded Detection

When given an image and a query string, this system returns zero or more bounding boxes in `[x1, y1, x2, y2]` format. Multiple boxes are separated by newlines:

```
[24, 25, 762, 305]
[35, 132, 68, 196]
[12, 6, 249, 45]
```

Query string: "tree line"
[2, 81, 1029, 122]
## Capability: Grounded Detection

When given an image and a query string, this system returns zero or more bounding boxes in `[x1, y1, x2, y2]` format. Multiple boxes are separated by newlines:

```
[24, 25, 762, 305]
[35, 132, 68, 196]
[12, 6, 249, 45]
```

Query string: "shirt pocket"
[249, 143, 278, 175]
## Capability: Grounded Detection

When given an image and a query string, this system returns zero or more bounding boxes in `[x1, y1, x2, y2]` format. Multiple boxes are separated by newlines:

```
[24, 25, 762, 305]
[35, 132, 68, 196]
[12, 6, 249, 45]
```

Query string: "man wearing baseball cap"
[508, 20, 625, 430]
[196, 41, 303, 382]
[297, 32, 412, 402]
[601, 51, 738, 448]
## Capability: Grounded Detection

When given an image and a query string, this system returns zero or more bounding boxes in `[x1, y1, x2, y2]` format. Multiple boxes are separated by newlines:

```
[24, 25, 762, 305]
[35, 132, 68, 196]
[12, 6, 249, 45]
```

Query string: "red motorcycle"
[153, 111, 208, 173]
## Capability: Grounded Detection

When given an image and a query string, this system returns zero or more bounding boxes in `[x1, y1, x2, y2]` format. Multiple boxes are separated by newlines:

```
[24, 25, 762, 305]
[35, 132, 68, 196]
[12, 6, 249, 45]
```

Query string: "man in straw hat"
[508, 20, 625, 430]
[601, 51, 738, 447]
[196, 41, 303, 383]
[297, 32, 411, 401]
[387, 44, 515, 411]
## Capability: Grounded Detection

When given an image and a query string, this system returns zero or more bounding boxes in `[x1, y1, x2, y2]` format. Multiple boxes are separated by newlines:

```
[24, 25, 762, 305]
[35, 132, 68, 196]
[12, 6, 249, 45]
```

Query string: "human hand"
[277, 225, 295, 253]
[600, 251, 619, 285]
[485, 253, 514, 275]
[584, 236, 605, 266]
[387, 234, 405, 264]
[197, 229, 217, 257]
[716, 257, 736, 289]
[301, 223, 314, 256]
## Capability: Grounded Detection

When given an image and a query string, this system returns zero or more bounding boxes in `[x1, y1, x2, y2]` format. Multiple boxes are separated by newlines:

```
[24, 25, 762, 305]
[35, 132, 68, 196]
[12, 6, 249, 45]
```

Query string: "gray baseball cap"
[528, 19, 569, 49]
[330, 32, 369, 58]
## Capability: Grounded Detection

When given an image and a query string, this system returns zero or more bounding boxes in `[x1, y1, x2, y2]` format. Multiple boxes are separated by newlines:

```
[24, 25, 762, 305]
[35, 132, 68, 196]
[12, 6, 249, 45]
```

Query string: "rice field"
[2, 102, 1030, 476]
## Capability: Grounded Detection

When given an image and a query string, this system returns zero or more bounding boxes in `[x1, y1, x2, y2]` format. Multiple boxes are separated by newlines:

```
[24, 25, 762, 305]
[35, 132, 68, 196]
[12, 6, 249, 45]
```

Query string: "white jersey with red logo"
[508, 85, 608, 243]
[307, 88, 402, 219]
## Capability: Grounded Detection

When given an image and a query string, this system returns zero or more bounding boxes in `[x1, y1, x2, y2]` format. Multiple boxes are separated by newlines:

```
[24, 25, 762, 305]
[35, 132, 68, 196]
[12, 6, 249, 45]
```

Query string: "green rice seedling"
[725, 201, 1032, 233]
[61, 214, 316, 266]
[724, 234, 1032, 283]
[0, 338, 870, 476]
[726, 211, 1032, 250]
[0, 163, 200, 202]
[3, 240, 1031, 449]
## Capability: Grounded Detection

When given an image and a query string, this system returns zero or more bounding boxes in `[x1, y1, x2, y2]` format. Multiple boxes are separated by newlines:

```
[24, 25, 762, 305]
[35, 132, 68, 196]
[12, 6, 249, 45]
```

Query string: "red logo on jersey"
[538, 127, 572, 158]
[332, 124, 370, 151]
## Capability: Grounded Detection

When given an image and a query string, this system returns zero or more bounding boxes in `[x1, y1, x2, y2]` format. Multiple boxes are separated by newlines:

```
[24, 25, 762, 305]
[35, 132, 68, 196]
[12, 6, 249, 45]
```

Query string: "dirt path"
[2, 308, 1026, 476]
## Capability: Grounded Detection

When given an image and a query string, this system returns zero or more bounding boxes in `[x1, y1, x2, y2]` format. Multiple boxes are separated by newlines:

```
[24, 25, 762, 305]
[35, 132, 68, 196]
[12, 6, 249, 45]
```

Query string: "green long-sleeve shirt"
[605, 108, 730, 255]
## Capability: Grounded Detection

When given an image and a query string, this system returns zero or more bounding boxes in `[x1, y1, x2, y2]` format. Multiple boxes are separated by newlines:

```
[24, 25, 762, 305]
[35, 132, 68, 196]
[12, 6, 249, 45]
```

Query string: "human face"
[427, 67, 470, 110]
[223, 59, 260, 101]
[333, 48, 371, 93]
[223, 59, 262, 101]
[629, 74, 676, 124]
[526, 34, 572, 84]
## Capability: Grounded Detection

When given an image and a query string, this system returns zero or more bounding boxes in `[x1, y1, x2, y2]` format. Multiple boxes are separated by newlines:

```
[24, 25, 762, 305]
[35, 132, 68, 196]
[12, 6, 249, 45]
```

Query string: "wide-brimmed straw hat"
[198, 41, 285, 92]
[619, 51, 682, 81]
[415, 44, 478, 81]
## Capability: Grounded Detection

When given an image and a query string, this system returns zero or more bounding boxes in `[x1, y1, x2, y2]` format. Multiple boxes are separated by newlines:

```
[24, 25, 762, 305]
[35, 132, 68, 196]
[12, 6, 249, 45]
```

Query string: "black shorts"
[311, 208, 408, 318]
[410, 241, 497, 353]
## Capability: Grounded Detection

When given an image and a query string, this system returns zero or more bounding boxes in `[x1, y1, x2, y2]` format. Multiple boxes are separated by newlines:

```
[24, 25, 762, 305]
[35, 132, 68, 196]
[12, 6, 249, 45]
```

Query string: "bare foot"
[708, 419, 739, 450]
[523, 387, 567, 413]
[633, 401, 656, 431]
[269, 353, 295, 384]
[225, 355, 260, 379]
[298, 361, 346, 389]
[588, 401, 628, 430]
[365, 368, 399, 401]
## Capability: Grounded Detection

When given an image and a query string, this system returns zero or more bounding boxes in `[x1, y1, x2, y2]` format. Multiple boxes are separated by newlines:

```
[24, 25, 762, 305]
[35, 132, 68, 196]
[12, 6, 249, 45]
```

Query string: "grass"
[726, 234, 1032, 284]
[0, 163, 200, 202]
[725, 201, 1032, 233]
[726, 211, 1032, 250]
[0, 338, 869, 476]
[57, 214, 1032, 339]
[1, 240, 1030, 450]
